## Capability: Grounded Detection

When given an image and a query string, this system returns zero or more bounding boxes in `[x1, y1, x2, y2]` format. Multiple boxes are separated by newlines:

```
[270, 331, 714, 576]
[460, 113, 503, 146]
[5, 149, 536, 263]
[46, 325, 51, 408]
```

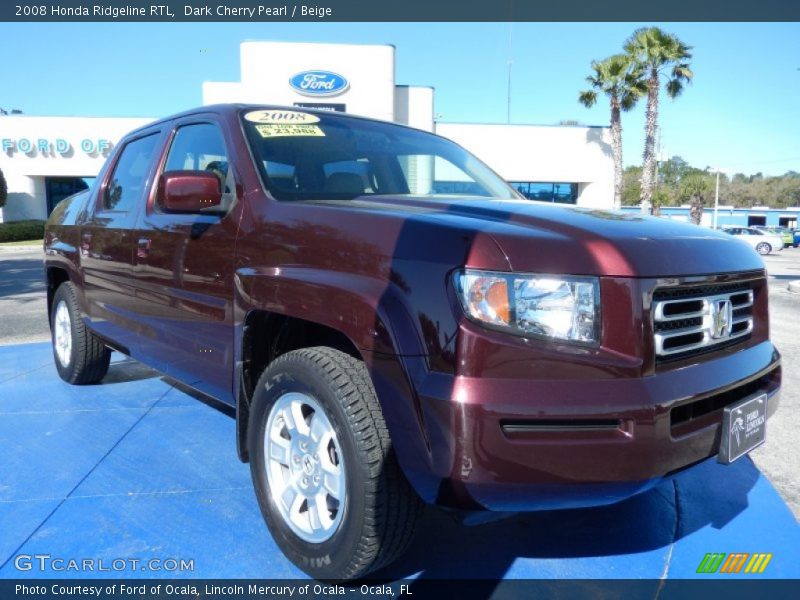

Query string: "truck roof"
[124, 103, 399, 138]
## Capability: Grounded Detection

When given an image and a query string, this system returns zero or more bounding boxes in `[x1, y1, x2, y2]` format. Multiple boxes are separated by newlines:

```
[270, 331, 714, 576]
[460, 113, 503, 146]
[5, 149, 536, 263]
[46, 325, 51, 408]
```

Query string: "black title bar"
[2, 0, 800, 22]
[3, 580, 800, 600]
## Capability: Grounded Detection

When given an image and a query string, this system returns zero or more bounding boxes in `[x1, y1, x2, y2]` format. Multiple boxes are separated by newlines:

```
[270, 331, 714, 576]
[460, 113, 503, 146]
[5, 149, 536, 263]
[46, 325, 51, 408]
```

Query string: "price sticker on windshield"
[254, 124, 325, 138]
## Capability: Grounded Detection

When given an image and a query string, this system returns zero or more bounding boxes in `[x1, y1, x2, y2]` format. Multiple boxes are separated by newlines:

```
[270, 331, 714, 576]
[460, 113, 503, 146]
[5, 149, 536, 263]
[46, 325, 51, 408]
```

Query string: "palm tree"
[579, 54, 645, 209]
[624, 27, 693, 213]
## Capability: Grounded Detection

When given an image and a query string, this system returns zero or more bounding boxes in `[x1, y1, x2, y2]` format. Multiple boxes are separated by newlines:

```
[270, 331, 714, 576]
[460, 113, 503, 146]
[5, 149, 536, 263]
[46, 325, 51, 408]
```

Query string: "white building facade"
[0, 41, 613, 222]
[0, 117, 152, 221]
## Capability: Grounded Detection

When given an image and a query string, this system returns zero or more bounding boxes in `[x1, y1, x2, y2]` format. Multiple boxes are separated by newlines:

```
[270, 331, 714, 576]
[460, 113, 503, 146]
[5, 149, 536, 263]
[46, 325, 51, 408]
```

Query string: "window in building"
[747, 215, 767, 226]
[45, 177, 93, 215]
[510, 182, 579, 204]
[431, 180, 490, 196]
[103, 133, 159, 212]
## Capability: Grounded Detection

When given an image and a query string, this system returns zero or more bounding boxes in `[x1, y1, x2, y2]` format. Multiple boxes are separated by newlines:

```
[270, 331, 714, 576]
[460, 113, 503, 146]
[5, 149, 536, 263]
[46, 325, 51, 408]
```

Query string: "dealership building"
[621, 205, 799, 229]
[0, 41, 616, 222]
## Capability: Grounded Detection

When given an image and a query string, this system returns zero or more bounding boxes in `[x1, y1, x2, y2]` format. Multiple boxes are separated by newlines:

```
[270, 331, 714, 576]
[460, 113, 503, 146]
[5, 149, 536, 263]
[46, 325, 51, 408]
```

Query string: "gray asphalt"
[0, 246, 49, 346]
[1, 244, 798, 517]
[751, 249, 800, 518]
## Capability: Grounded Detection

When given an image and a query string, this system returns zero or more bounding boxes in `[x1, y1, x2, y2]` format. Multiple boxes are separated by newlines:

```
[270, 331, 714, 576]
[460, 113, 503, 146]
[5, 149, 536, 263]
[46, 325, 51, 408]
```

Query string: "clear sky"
[1, 22, 798, 176]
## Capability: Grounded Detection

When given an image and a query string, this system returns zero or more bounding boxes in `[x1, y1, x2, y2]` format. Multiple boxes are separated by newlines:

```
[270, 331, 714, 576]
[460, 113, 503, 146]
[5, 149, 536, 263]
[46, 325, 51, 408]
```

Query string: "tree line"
[578, 27, 799, 216]
[622, 158, 800, 213]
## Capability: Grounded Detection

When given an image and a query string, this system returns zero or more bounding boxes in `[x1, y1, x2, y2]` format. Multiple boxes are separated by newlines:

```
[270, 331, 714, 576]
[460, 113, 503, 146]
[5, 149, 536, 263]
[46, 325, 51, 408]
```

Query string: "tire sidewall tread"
[247, 347, 421, 581]
[51, 282, 110, 385]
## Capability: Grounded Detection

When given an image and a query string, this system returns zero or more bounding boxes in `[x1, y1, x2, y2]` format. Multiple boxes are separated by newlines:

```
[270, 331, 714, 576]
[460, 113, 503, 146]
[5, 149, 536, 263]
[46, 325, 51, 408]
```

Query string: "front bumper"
[411, 340, 781, 511]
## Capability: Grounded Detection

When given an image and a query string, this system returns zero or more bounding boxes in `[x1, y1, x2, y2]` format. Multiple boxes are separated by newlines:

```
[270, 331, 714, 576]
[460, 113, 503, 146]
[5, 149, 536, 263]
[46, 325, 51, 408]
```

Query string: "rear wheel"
[248, 347, 422, 580]
[756, 242, 771, 255]
[51, 282, 111, 384]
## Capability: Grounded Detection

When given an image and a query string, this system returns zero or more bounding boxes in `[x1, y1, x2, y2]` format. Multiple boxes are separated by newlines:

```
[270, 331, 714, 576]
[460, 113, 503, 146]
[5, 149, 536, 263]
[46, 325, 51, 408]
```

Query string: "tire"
[248, 347, 422, 580]
[756, 242, 771, 255]
[51, 282, 111, 384]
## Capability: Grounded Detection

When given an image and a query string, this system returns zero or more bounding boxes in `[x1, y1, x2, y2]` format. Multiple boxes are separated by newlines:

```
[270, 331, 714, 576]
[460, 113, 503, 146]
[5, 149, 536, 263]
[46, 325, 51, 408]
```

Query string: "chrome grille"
[653, 285, 754, 358]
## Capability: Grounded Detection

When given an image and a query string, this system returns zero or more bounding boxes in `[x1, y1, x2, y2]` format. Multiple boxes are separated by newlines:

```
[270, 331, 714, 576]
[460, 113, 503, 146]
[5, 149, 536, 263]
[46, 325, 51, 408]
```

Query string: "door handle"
[80, 232, 92, 256]
[137, 238, 152, 258]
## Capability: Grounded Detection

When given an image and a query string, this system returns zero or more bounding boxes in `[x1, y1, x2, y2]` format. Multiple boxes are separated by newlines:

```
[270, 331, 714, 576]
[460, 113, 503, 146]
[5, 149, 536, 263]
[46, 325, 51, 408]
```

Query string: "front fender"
[234, 266, 426, 357]
[234, 266, 443, 498]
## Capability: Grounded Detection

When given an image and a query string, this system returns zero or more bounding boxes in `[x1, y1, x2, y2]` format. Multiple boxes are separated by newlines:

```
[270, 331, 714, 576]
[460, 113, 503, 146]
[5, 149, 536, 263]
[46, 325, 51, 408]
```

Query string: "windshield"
[241, 109, 517, 201]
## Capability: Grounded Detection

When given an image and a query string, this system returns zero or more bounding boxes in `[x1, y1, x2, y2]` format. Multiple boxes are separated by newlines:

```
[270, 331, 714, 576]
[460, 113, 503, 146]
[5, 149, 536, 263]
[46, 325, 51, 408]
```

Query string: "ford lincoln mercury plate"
[43, 105, 782, 580]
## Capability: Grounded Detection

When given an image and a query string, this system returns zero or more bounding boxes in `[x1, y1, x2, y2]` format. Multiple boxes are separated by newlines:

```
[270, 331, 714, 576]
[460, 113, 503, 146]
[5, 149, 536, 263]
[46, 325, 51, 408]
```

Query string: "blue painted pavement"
[0, 342, 797, 580]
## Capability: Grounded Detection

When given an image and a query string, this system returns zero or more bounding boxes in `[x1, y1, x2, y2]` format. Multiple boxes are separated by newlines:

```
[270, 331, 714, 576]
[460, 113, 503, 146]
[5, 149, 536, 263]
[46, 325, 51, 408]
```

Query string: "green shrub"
[0, 220, 45, 243]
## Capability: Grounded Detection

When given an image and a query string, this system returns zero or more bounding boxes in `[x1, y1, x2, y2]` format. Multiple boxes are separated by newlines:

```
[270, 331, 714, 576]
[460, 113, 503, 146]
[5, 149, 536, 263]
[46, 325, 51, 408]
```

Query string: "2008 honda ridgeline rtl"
[44, 105, 781, 579]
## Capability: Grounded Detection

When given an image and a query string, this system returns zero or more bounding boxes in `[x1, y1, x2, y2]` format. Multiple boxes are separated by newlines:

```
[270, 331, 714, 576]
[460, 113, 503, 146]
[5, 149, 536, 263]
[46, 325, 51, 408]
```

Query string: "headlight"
[454, 269, 600, 343]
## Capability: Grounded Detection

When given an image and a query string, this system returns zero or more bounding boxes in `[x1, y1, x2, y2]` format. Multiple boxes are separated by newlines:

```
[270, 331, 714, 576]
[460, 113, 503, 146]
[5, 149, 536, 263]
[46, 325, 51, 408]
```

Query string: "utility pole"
[507, 60, 512, 124]
[713, 168, 721, 230]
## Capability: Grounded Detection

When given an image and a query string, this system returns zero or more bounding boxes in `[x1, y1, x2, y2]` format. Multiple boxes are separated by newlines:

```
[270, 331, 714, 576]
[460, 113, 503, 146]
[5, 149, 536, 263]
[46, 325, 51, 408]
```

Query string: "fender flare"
[232, 266, 437, 495]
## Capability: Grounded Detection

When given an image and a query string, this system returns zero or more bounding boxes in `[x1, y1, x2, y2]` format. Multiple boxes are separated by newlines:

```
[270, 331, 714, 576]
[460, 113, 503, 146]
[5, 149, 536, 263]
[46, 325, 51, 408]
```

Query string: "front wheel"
[51, 282, 111, 384]
[248, 347, 422, 580]
[756, 242, 771, 255]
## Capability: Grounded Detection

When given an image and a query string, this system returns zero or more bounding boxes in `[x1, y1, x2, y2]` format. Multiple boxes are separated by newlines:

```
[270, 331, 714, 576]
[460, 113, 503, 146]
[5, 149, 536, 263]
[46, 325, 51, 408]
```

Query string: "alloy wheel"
[264, 392, 346, 543]
[53, 300, 72, 367]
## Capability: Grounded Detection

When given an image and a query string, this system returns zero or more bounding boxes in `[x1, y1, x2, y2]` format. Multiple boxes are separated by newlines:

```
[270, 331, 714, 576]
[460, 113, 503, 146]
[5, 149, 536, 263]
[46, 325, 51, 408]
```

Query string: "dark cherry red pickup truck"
[44, 105, 781, 579]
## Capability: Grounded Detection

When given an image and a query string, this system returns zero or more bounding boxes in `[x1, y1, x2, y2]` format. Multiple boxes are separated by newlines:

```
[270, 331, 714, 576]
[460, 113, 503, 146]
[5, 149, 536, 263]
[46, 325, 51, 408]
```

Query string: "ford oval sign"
[289, 71, 349, 97]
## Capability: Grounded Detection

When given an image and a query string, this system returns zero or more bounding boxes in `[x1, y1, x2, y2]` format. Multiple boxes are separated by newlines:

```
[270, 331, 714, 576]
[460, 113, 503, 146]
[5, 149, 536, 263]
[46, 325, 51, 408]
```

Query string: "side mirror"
[158, 170, 222, 213]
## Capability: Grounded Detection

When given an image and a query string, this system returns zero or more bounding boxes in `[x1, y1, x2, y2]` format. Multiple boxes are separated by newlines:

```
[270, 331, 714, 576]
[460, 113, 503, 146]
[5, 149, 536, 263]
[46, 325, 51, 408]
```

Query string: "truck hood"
[337, 196, 765, 278]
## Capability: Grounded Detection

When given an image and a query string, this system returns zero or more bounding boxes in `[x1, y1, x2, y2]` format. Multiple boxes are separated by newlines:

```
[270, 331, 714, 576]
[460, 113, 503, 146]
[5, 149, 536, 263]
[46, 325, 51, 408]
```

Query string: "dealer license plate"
[718, 393, 767, 464]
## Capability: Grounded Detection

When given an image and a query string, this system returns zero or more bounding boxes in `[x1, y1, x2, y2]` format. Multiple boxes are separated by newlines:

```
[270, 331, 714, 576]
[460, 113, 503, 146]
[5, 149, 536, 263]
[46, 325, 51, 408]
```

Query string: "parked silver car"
[753, 226, 793, 248]
[720, 227, 784, 255]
